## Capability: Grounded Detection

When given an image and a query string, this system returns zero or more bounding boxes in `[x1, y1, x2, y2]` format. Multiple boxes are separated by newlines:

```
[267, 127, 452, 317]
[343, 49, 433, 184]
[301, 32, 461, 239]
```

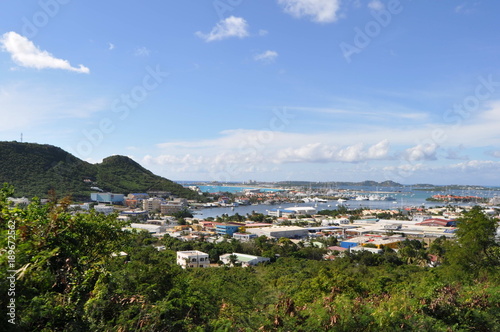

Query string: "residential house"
[219, 253, 270, 267]
[176, 250, 210, 269]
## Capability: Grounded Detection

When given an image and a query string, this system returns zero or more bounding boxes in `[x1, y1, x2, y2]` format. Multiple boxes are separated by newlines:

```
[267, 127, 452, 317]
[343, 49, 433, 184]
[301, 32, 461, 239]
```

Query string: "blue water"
[192, 186, 498, 219]
[196, 185, 284, 194]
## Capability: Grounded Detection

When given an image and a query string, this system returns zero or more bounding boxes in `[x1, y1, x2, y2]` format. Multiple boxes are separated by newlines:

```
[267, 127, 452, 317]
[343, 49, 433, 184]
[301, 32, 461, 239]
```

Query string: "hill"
[0, 141, 200, 201]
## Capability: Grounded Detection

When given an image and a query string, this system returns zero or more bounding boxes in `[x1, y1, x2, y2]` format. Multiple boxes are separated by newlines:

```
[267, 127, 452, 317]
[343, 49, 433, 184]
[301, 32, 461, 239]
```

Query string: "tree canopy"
[1, 184, 499, 331]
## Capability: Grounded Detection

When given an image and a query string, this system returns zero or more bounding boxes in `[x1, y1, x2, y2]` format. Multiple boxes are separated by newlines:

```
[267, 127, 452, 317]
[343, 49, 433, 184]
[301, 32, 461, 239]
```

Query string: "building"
[127, 193, 150, 200]
[246, 226, 309, 239]
[232, 232, 257, 242]
[268, 206, 317, 218]
[94, 204, 115, 215]
[321, 218, 350, 226]
[120, 210, 149, 221]
[143, 197, 165, 212]
[415, 218, 456, 227]
[160, 198, 188, 215]
[176, 250, 210, 269]
[215, 223, 243, 236]
[340, 235, 404, 249]
[219, 253, 270, 267]
[128, 223, 166, 234]
[90, 193, 125, 204]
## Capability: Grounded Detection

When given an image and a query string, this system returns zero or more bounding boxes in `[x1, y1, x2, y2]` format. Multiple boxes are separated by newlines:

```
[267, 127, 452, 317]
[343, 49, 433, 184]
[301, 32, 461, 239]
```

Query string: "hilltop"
[0, 141, 200, 201]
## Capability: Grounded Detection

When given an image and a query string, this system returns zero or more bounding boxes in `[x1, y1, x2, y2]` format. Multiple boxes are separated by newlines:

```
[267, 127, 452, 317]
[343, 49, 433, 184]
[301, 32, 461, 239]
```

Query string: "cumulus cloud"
[0, 31, 89, 73]
[254, 50, 278, 63]
[451, 160, 500, 171]
[402, 143, 438, 162]
[196, 16, 249, 42]
[278, 0, 342, 23]
[276, 140, 390, 163]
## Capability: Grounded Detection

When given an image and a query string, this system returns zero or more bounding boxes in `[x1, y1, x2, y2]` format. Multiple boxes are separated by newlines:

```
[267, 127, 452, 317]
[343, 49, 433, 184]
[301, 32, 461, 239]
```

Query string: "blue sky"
[1, 0, 500, 185]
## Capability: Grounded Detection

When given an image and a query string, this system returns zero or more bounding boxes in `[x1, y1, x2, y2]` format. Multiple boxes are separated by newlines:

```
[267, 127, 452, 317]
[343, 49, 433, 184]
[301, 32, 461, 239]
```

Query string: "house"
[176, 250, 210, 269]
[219, 253, 270, 267]
[324, 246, 348, 260]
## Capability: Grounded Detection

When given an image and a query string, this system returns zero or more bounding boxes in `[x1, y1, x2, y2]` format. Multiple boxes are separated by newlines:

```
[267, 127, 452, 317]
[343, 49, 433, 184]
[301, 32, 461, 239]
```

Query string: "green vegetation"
[1, 185, 499, 331]
[0, 141, 201, 201]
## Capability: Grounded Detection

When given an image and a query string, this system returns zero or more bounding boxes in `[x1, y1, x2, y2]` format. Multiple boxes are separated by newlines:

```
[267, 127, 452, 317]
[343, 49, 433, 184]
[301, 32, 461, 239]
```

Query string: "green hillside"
[0, 141, 200, 201]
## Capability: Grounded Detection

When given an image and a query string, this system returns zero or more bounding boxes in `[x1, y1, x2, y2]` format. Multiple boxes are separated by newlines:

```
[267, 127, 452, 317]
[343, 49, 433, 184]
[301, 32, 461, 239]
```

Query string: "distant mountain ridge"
[276, 180, 404, 188]
[0, 141, 200, 200]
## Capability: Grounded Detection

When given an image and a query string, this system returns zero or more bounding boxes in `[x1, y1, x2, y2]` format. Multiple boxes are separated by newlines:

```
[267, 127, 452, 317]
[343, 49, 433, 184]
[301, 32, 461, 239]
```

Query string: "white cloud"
[278, 0, 342, 23]
[134, 46, 150, 56]
[254, 50, 278, 63]
[196, 16, 249, 42]
[368, 0, 384, 11]
[108, 42, 115, 50]
[0, 31, 90, 73]
[402, 143, 438, 162]
[144, 99, 500, 181]
[276, 140, 390, 163]
[451, 160, 500, 171]
[259, 29, 269, 36]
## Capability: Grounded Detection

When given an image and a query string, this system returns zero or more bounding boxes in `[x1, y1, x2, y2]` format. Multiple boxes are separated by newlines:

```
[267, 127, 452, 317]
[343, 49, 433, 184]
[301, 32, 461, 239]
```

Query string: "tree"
[446, 206, 499, 274]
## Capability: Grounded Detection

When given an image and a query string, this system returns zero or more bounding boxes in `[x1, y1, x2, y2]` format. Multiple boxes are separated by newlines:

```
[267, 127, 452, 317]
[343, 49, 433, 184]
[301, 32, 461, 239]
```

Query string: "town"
[9, 185, 499, 269]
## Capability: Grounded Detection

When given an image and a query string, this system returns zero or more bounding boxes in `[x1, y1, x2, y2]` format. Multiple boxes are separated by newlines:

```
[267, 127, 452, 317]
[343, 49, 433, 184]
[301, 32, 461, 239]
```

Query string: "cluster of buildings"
[87, 192, 190, 217]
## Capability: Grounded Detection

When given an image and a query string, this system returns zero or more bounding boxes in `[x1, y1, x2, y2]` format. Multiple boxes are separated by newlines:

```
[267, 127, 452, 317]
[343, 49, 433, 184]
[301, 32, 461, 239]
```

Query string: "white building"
[246, 226, 309, 239]
[321, 218, 350, 226]
[219, 253, 270, 267]
[94, 204, 115, 215]
[232, 232, 257, 242]
[268, 206, 317, 218]
[176, 250, 210, 269]
[128, 223, 166, 234]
